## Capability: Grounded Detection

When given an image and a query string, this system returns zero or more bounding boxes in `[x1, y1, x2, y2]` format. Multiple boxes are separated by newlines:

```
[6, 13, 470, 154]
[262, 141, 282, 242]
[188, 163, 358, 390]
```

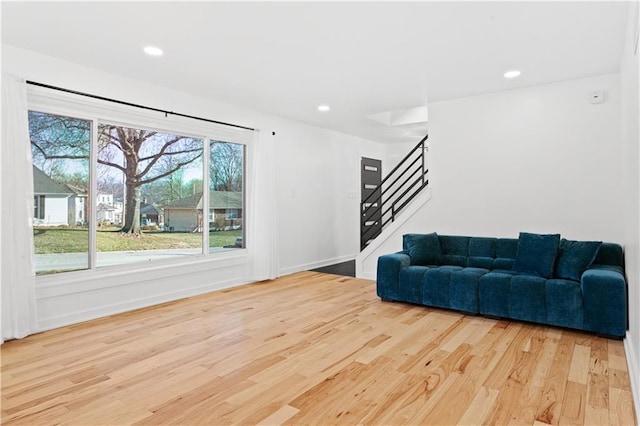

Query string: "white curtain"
[1, 75, 39, 343]
[248, 129, 280, 281]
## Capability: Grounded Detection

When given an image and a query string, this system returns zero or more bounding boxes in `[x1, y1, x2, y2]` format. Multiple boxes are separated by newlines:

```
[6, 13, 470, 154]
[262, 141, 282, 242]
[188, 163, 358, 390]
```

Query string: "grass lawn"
[33, 227, 242, 254]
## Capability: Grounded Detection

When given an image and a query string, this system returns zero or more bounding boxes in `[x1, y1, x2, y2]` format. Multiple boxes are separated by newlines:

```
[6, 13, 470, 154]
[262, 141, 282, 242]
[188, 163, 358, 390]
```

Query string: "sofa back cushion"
[513, 232, 561, 278]
[491, 238, 518, 270]
[403, 233, 442, 265]
[438, 235, 469, 267]
[469, 237, 496, 256]
[554, 239, 602, 281]
[492, 258, 516, 270]
[496, 238, 518, 258]
[429, 235, 519, 269]
[468, 237, 496, 269]
[592, 243, 624, 268]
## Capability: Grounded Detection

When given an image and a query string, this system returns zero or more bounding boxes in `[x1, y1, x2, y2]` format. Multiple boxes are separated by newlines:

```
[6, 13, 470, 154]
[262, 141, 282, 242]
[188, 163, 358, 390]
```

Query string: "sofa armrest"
[581, 268, 627, 337]
[376, 252, 410, 300]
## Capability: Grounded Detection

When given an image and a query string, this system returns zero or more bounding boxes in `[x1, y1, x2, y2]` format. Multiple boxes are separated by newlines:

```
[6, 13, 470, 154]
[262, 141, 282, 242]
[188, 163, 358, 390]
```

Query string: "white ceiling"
[1, 1, 630, 144]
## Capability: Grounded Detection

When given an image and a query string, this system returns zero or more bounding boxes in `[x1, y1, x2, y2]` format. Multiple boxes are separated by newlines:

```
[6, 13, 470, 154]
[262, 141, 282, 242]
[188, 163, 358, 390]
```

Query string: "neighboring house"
[140, 202, 161, 226]
[65, 183, 88, 226]
[96, 203, 117, 225]
[96, 193, 125, 225]
[113, 197, 124, 224]
[97, 193, 113, 206]
[32, 166, 86, 226]
[163, 191, 242, 232]
[95, 194, 160, 227]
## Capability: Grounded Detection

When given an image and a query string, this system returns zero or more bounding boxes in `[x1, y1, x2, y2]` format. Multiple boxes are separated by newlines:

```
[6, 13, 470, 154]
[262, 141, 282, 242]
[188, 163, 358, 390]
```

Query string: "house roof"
[33, 166, 72, 196]
[208, 192, 243, 210]
[140, 202, 161, 215]
[163, 192, 242, 210]
[96, 203, 116, 212]
[64, 183, 88, 197]
[163, 193, 202, 209]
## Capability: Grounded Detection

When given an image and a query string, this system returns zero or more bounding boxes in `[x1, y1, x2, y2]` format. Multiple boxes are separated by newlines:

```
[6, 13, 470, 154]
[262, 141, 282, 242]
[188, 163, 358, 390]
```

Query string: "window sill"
[36, 249, 248, 298]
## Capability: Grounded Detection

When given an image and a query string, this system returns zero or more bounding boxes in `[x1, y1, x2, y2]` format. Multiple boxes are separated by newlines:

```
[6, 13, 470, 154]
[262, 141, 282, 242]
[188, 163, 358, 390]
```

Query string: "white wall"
[620, 0, 640, 413]
[40, 196, 68, 226]
[164, 209, 198, 232]
[2, 45, 385, 330]
[431, 74, 625, 240]
[360, 74, 626, 276]
[275, 121, 385, 274]
[384, 141, 417, 174]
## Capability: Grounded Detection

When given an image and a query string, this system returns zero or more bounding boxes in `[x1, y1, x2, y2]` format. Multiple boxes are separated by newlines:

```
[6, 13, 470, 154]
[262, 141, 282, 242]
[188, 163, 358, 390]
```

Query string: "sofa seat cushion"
[449, 267, 490, 313]
[509, 275, 546, 323]
[422, 266, 463, 308]
[479, 272, 546, 322]
[398, 266, 429, 304]
[545, 279, 583, 329]
[422, 266, 488, 314]
[479, 272, 513, 318]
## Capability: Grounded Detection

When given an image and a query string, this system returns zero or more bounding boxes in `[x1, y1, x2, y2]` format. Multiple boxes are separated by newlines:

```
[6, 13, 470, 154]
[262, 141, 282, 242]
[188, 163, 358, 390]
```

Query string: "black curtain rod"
[26, 80, 255, 132]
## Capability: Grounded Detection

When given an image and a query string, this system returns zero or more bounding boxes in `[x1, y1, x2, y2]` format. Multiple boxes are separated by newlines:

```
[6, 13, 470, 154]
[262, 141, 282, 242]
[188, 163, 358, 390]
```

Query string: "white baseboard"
[279, 254, 357, 276]
[37, 277, 249, 332]
[624, 332, 640, 421]
[358, 271, 376, 281]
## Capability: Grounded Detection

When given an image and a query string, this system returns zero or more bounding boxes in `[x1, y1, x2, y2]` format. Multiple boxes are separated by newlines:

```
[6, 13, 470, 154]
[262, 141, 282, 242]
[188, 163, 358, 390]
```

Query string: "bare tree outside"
[97, 124, 203, 234]
[210, 141, 243, 192]
[29, 111, 90, 182]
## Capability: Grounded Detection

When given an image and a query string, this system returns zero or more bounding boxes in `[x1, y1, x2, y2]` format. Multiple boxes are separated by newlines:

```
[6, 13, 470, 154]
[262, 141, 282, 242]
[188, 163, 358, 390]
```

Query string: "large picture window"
[28, 104, 247, 276]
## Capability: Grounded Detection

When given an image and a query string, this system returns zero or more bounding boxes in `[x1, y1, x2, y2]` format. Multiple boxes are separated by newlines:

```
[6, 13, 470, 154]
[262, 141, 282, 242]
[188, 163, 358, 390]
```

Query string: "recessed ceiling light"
[144, 46, 164, 56]
[504, 70, 521, 79]
[317, 105, 330, 112]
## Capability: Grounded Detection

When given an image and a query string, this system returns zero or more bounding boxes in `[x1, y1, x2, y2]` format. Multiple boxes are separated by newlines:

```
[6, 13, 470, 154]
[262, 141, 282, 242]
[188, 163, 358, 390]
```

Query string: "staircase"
[360, 133, 429, 250]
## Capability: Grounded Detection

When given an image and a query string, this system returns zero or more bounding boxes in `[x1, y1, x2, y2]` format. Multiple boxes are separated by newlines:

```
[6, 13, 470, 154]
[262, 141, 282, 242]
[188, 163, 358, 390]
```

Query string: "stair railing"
[360, 133, 429, 250]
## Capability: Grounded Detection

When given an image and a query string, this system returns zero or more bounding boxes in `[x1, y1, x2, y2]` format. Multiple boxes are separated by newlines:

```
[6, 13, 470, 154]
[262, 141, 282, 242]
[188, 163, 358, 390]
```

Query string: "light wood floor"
[1, 271, 637, 425]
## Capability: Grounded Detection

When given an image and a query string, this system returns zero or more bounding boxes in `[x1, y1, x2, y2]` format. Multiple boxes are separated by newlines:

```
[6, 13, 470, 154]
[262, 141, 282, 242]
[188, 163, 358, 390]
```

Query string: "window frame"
[28, 85, 252, 284]
[34, 195, 45, 220]
[225, 209, 239, 220]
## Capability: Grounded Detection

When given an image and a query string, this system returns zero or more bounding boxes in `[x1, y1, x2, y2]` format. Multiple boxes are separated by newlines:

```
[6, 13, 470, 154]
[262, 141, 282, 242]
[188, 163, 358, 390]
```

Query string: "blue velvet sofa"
[376, 232, 628, 338]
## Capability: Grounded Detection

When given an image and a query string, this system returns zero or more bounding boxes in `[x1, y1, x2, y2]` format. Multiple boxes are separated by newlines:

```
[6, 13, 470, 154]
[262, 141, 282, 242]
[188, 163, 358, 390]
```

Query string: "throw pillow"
[554, 239, 602, 281]
[403, 233, 442, 265]
[513, 232, 561, 278]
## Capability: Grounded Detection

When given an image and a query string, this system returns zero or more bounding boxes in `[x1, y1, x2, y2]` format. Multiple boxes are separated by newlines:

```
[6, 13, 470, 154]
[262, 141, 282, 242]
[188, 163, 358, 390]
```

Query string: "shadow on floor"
[310, 260, 355, 277]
